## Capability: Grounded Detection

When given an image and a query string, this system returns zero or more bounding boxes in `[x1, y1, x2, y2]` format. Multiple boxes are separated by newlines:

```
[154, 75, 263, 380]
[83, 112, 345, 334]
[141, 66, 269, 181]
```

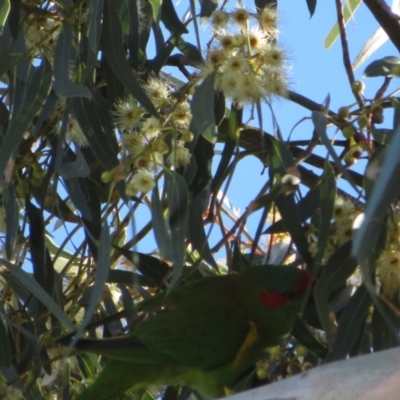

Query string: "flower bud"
[256, 366, 269, 380]
[295, 345, 308, 358]
[357, 114, 368, 129]
[342, 125, 354, 139]
[101, 171, 113, 183]
[338, 106, 350, 119]
[352, 80, 365, 94]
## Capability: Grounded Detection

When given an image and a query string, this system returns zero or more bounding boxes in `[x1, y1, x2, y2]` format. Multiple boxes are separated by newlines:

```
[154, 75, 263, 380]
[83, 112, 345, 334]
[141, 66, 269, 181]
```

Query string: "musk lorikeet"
[68, 265, 312, 400]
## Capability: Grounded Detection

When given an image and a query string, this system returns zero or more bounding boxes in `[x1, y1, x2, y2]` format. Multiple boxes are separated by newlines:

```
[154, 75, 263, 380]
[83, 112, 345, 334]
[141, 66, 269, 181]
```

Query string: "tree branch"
[363, 0, 400, 53]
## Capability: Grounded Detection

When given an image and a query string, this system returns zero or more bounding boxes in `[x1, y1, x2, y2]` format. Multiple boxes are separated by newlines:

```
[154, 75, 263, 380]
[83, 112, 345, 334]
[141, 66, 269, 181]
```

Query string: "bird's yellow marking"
[224, 387, 235, 396]
[232, 321, 259, 368]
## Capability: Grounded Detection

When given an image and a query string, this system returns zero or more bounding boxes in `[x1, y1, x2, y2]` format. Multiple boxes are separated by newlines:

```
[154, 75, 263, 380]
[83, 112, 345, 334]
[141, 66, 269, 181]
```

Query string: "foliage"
[0, 0, 400, 399]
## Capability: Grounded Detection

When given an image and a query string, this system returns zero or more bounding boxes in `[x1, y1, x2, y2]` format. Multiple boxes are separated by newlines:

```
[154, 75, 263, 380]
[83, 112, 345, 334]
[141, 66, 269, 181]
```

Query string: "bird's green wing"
[75, 360, 185, 400]
[133, 304, 253, 369]
[71, 335, 161, 363]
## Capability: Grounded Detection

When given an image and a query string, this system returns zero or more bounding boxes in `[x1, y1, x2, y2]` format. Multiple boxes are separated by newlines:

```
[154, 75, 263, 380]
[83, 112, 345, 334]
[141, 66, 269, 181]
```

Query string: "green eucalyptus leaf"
[371, 129, 393, 145]
[0, 0, 10, 35]
[101, 1, 157, 116]
[199, 0, 218, 17]
[149, 0, 162, 21]
[69, 221, 111, 349]
[1, 259, 74, 331]
[120, 0, 140, 63]
[363, 56, 400, 77]
[63, 177, 93, 221]
[152, 185, 174, 262]
[26, 199, 55, 303]
[312, 111, 361, 195]
[255, 0, 277, 11]
[306, 0, 317, 17]
[72, 95, 119, 171]
[211, 105, 241, 191]
[293, 318, 328, 359]
[0, 300, 11, 367]
[0, 60, 52, 185]
[54, 25, 92, 99]
[3, 184, 18, 261]
[167, 171, 189, 288]
[328, 285, 371, 361]
[86, 0, 105, 52]
[324, 0, 361, 49]
[59, 148, 90, 180]
[171, 36, 204, 64]
[0, 39, 10, 77]
[313, 161, 336, 271]
[191, 70, 216, 142]
[161, 0, 188, 35]
[113, 246, 170, 286]
[265, 186, 320, 234]
[315, 241, 358, 347]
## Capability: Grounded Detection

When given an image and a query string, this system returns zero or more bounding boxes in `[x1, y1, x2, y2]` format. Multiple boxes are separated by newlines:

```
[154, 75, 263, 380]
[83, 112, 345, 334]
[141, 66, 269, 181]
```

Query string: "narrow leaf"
[363, 56, 400, 77]
[200, 0, 218, 17]
[72, 95, 119, 171]
[171, 36, 204, 64]
[69, 222, 111, 348]
[26, 199, 55, 301]
[0, 40, 10, 87]
[353, 28, 389, 71]
[149, 0, 161, 21]
[0, 0, 10, 34]
[86, 0, 104, 52]
[293, 318, 328, 359]
[329, 285, 371, 361]
[101, 1, 157, 116]
[188, 188, 218, 269]
[0, 300, 11, 367]
[1, 259, 74, 331]
[113, 246, 170, 286]
[59, 147, 90, 179]
[211, 105, 241, 191]
[151, 185, 174, 261]
[312, 111, 361, 195]
[313, 161, 336, 271]
[324, 0, 362, 49]
[3, 184, 18, 261]
[0, 60, 52, 185]
[167, 171, 189, 288]
[54, 25, 92, 98]
[315, 241, 358, 347]
[306, 0, 317, 17]
[191, 70, 216, 141]
[161, 0, 188, 35]
[265, 186, 320, 234]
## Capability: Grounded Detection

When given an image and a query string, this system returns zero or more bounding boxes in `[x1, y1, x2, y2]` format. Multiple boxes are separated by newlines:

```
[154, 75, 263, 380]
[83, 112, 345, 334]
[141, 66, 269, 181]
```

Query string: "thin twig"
[335, 0, 363, 107]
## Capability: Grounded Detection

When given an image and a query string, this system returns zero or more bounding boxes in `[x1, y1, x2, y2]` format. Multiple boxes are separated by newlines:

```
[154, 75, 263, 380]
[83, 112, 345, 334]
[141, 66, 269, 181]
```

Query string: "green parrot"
[67, 265, 312, 400]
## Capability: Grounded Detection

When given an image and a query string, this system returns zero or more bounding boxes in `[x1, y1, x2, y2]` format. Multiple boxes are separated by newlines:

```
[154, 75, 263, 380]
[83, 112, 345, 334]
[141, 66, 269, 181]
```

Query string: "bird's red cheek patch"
[260, 292, 288, 309]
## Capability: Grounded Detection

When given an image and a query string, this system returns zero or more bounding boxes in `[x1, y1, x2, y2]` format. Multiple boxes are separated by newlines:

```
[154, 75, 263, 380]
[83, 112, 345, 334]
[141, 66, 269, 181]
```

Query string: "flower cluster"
[23, 14, 60, 60]
[308, 195, 362, 260]
[111, 77, 193, 195]
[201, 5, 288, 107]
